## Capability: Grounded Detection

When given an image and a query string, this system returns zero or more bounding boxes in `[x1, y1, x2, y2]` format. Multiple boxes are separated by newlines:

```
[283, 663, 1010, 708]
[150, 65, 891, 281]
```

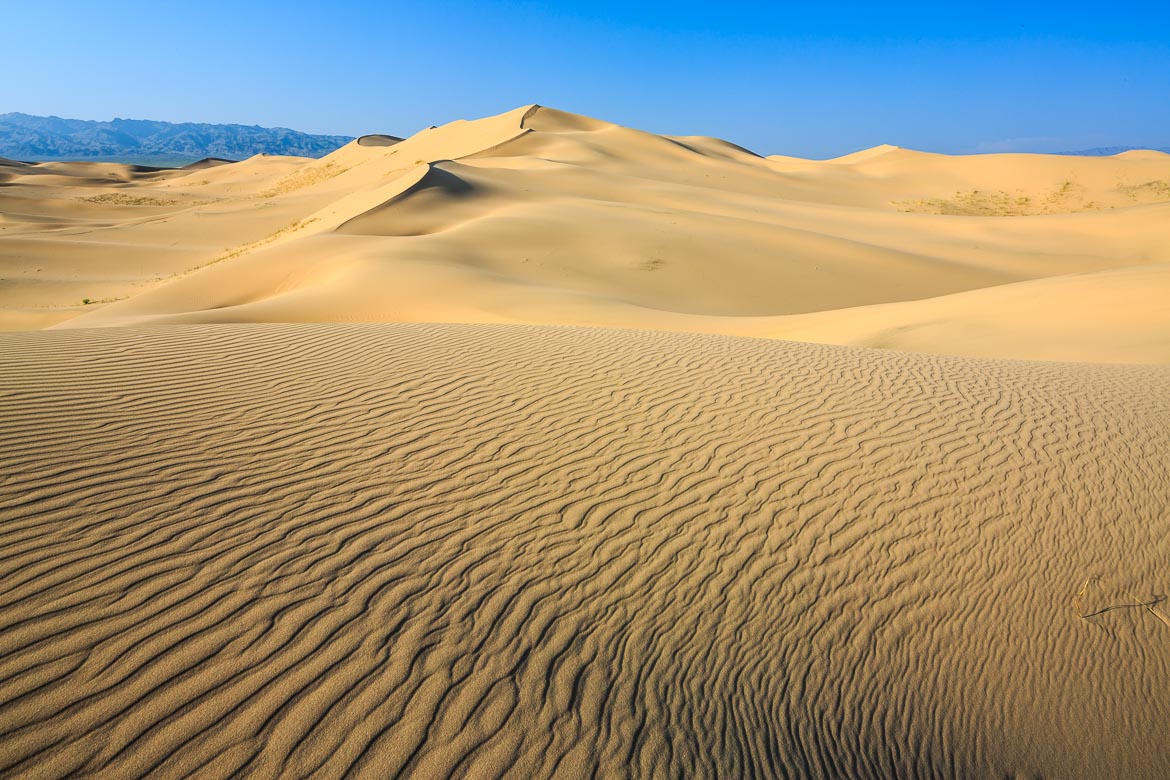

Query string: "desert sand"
[2, 107, 1169, 777]
[3, 105, 1168, 360]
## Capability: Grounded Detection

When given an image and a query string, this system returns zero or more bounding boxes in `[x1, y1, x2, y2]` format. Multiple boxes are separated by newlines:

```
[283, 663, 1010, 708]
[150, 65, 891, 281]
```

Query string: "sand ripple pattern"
[1, 324, 1168, 778]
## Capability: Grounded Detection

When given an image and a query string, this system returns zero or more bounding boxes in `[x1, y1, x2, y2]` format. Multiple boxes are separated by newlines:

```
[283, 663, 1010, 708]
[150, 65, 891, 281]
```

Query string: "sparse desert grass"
[895, 180, 1098, 216]
[78, 193, 183, 206]
[1116, 180, 1170, 202]
[261, 163, 349, 197]
[184, 217, 320, 275]
[896, 189, 1039, 216]
[897, 177, 1170, 216]
[639, 257, 665, 271]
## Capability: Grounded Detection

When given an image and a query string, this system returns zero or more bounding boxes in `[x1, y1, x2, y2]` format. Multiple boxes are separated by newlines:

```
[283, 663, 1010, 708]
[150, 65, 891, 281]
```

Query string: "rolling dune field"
[3, 106, 1168, 362]
[2, 105, 1170, 778]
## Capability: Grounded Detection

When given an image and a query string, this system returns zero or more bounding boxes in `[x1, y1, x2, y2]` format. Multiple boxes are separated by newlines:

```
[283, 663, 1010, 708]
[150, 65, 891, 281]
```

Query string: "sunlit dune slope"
[3, 105, 1169, 361]
[1, 323, 1168, 777]
[0, 152, 320, 329]
[763, 259, 1170, 363]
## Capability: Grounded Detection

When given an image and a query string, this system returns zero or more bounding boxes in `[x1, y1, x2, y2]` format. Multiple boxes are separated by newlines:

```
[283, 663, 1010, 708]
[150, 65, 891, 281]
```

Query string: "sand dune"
[2, 105, 1166, 361]
[0, 152, 319, 330]
[3, 105, 1170, 777]
[1, 324, 1168, 777]
[762, 261, 1170, 363]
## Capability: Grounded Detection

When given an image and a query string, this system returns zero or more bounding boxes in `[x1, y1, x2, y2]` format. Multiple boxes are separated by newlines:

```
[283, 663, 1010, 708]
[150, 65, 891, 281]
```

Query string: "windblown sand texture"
[3, 325, 1170, 777]
[2, 106, 1170, 778]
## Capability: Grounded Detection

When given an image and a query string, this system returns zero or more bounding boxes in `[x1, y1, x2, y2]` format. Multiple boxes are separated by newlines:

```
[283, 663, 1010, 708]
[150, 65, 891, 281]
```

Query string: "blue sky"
[4, 0, 1168, 157]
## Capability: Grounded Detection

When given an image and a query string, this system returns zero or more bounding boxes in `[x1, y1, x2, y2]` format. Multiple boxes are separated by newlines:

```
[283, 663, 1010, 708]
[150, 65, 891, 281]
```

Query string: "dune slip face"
[1, 323, 1169, 778]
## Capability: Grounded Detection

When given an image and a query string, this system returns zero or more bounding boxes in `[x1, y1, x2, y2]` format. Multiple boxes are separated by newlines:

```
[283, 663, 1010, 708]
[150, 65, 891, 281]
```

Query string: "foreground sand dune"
[2, 324, 1168, 777]
[3, 105, 1168, 362]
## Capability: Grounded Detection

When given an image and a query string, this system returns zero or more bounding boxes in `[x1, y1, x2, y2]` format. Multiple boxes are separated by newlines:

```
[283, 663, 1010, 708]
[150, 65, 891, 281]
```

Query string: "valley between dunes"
[1, 106, 1169, 778]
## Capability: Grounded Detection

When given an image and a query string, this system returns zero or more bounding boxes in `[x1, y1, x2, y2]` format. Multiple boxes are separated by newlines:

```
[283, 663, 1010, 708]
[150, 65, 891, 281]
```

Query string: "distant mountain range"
[1054, 146, 1170, 156]
[0, 112, 354, 165]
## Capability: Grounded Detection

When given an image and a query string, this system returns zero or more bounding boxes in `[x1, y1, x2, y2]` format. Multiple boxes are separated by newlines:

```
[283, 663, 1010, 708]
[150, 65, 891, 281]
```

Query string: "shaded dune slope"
[1, 324, 1168, 777]
[356, 135, 404, 148]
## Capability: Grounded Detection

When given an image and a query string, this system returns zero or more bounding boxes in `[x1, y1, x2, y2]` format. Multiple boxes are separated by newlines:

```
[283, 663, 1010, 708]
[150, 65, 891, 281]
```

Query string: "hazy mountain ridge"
[1055, 145, 1170, 156]
[0, 112, 354, 162]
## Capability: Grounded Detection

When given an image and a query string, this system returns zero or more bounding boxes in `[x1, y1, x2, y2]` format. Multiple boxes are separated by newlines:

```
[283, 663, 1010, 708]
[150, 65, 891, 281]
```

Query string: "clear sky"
[4, 0, 1168, 158]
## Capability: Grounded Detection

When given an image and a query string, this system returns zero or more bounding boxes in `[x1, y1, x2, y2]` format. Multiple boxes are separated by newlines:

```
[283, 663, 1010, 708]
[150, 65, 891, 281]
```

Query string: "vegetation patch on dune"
[896, 189, 1038, 216]
[77, 193, 185, 206]
[261, 162, 350, 197]
[1116, 180, 1170, 202]
[639, 257, 665, 271]
[185, 217, 320, 275]
[894, 180, 1095, 216]
[896, 177, 1170, 216]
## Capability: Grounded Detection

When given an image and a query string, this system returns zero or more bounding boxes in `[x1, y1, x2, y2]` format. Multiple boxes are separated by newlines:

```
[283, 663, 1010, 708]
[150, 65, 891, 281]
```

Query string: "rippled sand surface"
[2, 324, 1168, 777]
